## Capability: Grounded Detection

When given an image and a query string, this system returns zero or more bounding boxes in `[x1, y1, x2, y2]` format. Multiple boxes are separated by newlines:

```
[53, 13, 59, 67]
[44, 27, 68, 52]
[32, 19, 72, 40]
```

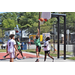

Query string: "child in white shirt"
[6, 34, 19, 62]
[43, 37, 54, 62]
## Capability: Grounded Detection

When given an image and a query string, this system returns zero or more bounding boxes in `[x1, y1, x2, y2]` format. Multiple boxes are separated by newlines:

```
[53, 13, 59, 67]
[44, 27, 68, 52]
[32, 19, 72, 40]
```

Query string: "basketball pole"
[38, 12, 41, 37]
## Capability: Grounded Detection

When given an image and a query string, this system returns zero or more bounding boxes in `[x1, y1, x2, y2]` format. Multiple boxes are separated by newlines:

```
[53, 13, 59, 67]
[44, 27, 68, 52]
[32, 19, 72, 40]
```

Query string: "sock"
[37, 58, 39, 60]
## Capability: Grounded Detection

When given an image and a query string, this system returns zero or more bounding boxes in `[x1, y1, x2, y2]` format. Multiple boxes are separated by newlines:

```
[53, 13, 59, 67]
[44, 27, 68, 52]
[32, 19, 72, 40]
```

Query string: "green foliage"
[0, 29, 2, 37]
[1, 12, 17, 28]
[0, 12, 75, 34]
[2, 18, 15, 28]
[18, 12, 39, 28]
[59, 12, 75, 33]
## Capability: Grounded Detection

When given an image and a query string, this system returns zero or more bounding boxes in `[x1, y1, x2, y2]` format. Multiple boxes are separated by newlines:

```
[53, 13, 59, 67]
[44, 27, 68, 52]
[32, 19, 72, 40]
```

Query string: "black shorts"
[36, 46, 41, 52]
[18, 49, 21, 52]
[45, 50, 50, 54]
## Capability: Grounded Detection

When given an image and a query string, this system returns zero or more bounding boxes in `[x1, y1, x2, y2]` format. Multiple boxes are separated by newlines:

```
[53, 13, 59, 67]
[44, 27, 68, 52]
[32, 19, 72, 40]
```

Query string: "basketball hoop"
[39, 18, 47, 22]
[39, 20, 44, 25]
[38, 18, 47, 25]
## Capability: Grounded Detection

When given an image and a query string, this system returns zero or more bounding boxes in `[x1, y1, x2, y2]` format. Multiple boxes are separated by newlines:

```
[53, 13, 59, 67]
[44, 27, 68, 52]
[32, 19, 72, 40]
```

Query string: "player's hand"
[34, 36, 36, 40]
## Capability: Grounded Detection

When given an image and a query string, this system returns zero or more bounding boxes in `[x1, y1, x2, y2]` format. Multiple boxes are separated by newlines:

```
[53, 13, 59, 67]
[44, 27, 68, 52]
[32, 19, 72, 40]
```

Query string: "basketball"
[39, 18, 44, 22]
[55, 49, 57, 51]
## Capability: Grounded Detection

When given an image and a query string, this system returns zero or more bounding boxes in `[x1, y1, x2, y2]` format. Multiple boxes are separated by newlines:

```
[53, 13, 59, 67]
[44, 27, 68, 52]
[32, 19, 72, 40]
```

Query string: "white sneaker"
[15, 58, 17, 61]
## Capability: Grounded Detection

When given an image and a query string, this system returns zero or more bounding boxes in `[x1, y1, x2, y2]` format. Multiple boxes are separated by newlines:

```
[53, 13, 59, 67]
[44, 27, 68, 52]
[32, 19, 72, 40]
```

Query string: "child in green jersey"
[15, 37, 25, 59]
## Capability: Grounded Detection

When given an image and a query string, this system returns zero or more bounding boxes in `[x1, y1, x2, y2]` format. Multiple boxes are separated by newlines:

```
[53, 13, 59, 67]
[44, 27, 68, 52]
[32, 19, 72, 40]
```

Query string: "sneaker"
[23, 57, 26, 59]
[3, 56, 5, 59]
[44, 59, 46, 62]
[52, 58, 54, 62]
[15, 58, 18, 60]
[44, 60, 46, 62]
[35, 59, 39, 62]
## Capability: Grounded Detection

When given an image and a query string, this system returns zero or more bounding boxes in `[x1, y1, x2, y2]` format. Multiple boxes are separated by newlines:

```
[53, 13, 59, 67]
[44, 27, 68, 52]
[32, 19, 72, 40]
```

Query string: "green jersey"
[34, 39, 41, 47]
[17, 41, 21, 49]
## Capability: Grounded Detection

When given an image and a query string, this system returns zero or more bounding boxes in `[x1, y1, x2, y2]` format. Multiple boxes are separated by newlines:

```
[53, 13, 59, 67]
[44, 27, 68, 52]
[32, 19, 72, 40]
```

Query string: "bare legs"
[44, 51, 54, 62]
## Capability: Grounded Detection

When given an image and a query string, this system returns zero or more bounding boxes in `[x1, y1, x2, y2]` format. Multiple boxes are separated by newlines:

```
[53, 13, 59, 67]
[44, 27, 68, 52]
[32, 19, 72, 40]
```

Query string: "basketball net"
[38, 12, 51, 25]
[39, 20, 44, 25]
[38, 18, 47, 25]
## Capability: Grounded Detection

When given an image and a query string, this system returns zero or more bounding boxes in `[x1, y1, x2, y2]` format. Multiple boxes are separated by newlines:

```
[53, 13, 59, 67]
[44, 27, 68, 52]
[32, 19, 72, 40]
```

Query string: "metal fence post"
[64, 16, 66, 60]
[57, 17, 60, 58]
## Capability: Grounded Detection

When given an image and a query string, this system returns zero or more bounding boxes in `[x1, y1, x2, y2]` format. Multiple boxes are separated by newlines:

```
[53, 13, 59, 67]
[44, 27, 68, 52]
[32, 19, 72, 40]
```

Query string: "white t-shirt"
[7, 39, 16, 53]
[43, 41, 50, 51]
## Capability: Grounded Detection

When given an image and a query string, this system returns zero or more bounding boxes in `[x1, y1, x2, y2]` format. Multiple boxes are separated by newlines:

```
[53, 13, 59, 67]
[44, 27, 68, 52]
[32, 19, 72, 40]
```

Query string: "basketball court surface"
[0, 52, 43, 62]
[0, 52, 74, 62]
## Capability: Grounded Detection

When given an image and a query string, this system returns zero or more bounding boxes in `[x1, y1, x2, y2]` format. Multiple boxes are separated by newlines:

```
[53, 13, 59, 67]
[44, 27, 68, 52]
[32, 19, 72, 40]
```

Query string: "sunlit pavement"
[0, 52, 75, 62]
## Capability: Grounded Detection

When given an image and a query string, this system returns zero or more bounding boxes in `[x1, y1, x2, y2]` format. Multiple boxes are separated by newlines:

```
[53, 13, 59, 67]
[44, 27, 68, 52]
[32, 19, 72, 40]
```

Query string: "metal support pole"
[28, 27, 29, 49]
[57, 17, 60, 58]
[21, 29, 22, 49]
[53, 25, 55, 52]
[64, 16, 66, 60]
[38, 12, 41, 37]
[2, 28, 3, 49]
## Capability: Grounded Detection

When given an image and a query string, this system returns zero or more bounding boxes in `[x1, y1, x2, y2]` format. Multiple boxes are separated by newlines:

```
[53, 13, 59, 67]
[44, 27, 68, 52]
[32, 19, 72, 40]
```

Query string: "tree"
[17, 12, 39, 28]
[17, 12, 39, 34]
[59, 12, 75, 33]
[2, 18, 15, 28]
[1, 12, 17, 28]
[1, 12, 75, 35]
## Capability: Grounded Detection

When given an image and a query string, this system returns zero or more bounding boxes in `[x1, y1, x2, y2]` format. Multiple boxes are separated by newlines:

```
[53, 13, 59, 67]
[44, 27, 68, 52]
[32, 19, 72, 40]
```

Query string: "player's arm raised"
[37, 28, 40, 37]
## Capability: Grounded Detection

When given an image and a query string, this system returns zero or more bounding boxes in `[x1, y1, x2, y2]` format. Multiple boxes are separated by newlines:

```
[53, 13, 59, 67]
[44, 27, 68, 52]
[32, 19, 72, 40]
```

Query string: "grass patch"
[67, 57, 75, 60]
[0, 49, 6, 52]
[22, 49, 72, 57]
[23, 49, 36, 53]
